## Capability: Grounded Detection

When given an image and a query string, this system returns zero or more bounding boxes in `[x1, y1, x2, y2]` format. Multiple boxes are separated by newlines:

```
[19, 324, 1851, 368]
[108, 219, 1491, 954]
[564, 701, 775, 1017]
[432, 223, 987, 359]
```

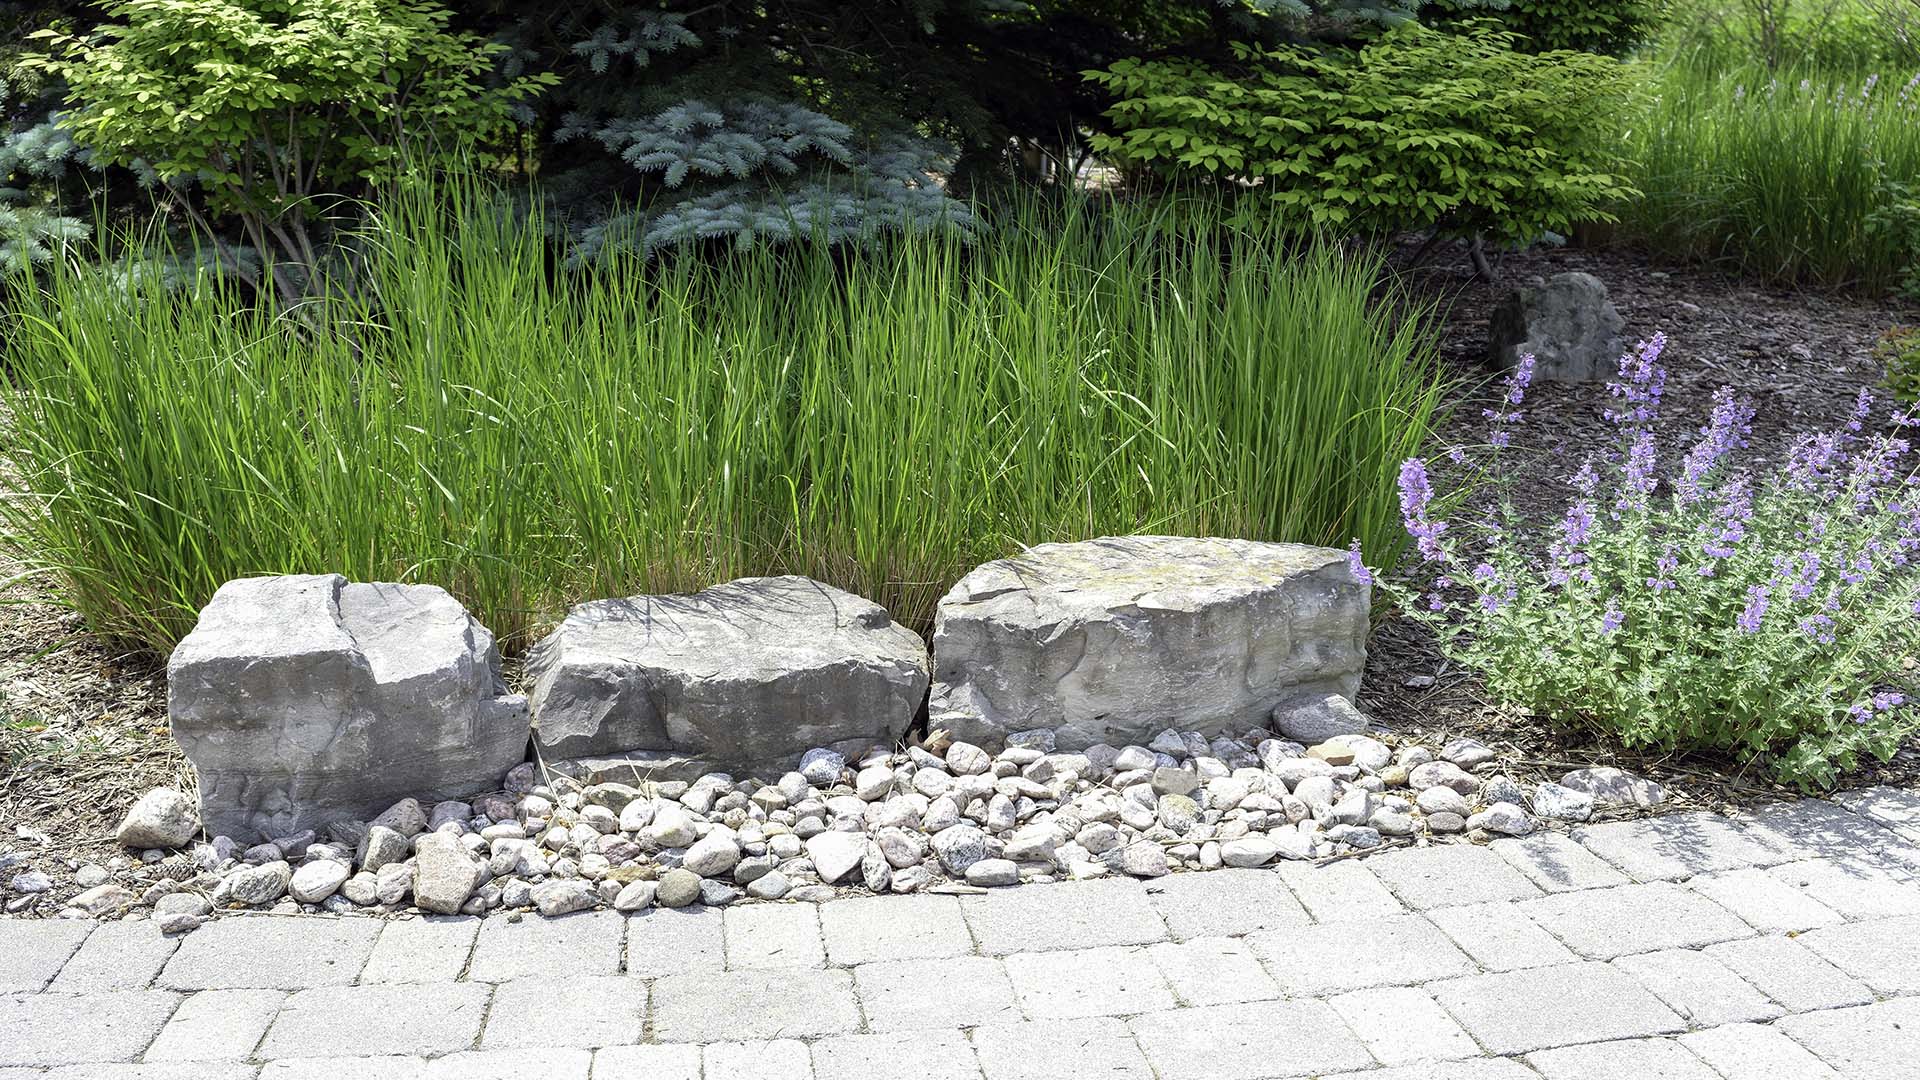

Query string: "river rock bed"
[4, 724, 1669, 927]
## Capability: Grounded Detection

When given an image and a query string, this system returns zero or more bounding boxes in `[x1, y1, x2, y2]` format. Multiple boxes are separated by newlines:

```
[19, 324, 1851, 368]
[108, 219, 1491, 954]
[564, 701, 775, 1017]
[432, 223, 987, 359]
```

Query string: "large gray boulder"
[168, 575, 529, 841]
[928, 536, 1369, 751]
[526, 576, 928, 775]
[1487, 271, 1626, 382]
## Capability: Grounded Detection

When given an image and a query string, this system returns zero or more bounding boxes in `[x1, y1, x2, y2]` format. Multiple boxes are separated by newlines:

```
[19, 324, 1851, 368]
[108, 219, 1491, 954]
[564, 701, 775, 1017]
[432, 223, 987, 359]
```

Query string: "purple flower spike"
[1616, 431, 1658, 512]
[1606, 334, 1669, 426]
[1847, 388, 1873, 433]
[1677, 387, 1754, 505]
[1600, 604, 1624, 634]
[1346, 540, 1374, 586]
[1787, 432, 1845, 491]
[1737, 584, 1771, 633]
[1484, 354, 1535, 448]
[1399, 458, 1450, 563]
[1646, 544, 1679, 591]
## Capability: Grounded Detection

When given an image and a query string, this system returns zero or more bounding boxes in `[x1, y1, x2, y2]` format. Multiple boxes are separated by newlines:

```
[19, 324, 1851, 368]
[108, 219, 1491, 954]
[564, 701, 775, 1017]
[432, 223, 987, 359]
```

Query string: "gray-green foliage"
[565, 99, 973, 257]
[0, 97, 90, 270]
[536, 11, 972, 259]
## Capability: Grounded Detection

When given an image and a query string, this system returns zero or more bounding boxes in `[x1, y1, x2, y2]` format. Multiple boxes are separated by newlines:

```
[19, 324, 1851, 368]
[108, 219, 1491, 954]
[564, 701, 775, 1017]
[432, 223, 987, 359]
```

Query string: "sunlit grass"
[0, 184, 1449, 654]
[1619, 56, 1920, 291]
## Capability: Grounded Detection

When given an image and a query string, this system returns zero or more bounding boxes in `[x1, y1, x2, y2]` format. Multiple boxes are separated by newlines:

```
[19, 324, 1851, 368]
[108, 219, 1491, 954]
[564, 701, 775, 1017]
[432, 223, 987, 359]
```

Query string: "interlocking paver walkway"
[5, 788, 1920, 1078]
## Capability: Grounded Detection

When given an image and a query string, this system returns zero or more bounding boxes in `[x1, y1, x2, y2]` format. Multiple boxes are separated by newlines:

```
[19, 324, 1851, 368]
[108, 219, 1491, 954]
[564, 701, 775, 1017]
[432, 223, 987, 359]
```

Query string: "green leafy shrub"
[1878, 326, 1920, 402]
[27, 0, 553, 291]
[1085, 23, 1638, 247]
[1358, 340, 1920, 791]
[1429, 0, 1662, 56]
[0, 184, 1449, 654]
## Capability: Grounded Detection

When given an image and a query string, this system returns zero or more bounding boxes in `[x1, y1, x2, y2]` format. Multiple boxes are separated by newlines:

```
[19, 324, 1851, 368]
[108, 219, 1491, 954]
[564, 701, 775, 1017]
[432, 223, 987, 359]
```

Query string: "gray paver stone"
[650, 968, 859, 1042]
[1141, 868, 1310, 940]
[623, 909, 726, 978]
[1425, 901, 1576, 971]
[47, 921, 179, 993]
[426, 1049, 592, 1080]
[1526, 1037, 1721, 1079]
[0, 990, 182, 1067]
[1765, 857, 1920, 919]
[1320, 1062, 1542, 1080]
[724, 903, 825, 970]
[811, 1030, 979, 1080]
[1832, 785, 1920, 842]
[466, 910, 624, 981]
[1127, 1000, 1373, 1080]
[1519, 882, 1751, 958]
[1272, 860, 1404, 922]
[1610, 949, 1781, 1026]
[160, 917, 377, 990]
[359, 917, 480, 984]
[590, 1044, 701, 1080]
[1795, 914, 1920, 994]
[969, 1019, 1152, 1080]
[41, 1064, 257, 1080]
[1144, 937, 1280, 1006]
[258, 1056, 425, 1080]
[818, 894, 972, 966]
[1429, 961, 1685, 1054]
[1685, 867, 1843, 932]
[1004, 946, 1176, 1019]
[1365, 846, 1543, 909]
[1575, 812, 1792, 880]
[259, 982, 489, 1058]
[1736, 798, 1920, 871]
[1328, 986, 1479, 1065]
[481, 976, 646, 1048]
[1680, 1023, 1843, 1080]
[144, 988, 285, 1061]
[703, 1039, 812, 1080]
[0, 921, 95, 993]
[1774, 997, 1920, 1080]
[961, 877, 1167, 955]
[1490, 832, 1631, 893]
[853, 956, 1021, 1032]
[1251, 914, 1475, 995]
[1702, 935, 1873, 1012]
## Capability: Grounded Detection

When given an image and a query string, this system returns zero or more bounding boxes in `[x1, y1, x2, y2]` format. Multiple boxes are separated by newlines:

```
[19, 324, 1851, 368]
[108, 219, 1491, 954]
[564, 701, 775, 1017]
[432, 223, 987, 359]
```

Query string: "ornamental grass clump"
[1355, 338, 1920, 790]
[1621, 61, 1920, 292]
[0, 182, 1446, 656]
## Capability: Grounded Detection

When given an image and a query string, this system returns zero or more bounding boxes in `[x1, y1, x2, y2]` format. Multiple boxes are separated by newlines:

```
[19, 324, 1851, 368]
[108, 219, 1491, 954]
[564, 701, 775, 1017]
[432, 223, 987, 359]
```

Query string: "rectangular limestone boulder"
[526, 575, 928, 775]
[168, 574, 529, 840]
[928, 535, 1368, 751]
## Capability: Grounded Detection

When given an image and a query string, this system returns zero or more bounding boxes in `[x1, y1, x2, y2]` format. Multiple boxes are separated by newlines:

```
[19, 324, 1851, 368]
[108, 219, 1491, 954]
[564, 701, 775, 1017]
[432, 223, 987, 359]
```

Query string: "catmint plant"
[1354, 338, 1920, 790]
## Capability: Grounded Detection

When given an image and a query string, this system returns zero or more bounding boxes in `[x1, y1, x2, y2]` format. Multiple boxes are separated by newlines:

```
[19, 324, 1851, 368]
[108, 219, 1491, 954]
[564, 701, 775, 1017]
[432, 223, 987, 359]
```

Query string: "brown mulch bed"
[0, 238, 1914, 903]
[0, 551, 185, 875]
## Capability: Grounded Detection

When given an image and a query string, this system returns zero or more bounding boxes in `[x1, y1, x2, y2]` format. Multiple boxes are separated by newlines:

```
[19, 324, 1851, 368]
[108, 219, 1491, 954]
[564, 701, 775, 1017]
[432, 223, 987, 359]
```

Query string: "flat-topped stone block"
[928, 536, 1367, 750]
[525, 575, 928, 774]
[168, 574, 529, 840]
